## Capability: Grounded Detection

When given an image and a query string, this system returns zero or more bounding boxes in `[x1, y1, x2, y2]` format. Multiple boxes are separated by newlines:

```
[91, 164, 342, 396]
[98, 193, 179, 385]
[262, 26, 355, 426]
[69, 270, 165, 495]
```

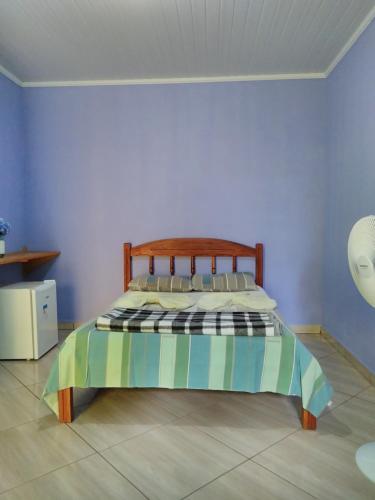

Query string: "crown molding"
[325, 5, 375, 76]
[20, 72, 326, 88]
[0, 63, 23, 86]
[0, 65, 326, 88]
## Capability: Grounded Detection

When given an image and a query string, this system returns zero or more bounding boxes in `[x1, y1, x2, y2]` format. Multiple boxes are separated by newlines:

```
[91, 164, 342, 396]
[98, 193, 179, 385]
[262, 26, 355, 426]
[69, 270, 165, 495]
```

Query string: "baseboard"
[58, 322, 75, 330]
[291, 324, 321, 334]
[321, 327, 375, 386]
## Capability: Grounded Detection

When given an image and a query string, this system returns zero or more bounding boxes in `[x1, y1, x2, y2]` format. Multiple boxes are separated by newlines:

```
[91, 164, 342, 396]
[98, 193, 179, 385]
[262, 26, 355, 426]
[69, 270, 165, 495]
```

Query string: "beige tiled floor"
[0, 332, 374, 499]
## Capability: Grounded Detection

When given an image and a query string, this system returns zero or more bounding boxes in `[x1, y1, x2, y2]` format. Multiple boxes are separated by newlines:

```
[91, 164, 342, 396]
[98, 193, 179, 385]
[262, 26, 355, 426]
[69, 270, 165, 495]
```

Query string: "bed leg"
[58, 388, 73, 423]
[301, 408, 317, 430]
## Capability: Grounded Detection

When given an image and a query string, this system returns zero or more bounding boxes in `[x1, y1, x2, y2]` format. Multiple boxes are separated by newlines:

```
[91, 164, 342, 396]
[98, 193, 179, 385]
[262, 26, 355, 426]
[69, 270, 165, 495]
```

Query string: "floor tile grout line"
[319, 334, 375, 382]
[75, 397, 302, 460]
[176, 422, 250, 459]
[354, 394, 375, 405]
[162, 395, 305, 456]
[0, 412, 52, 435]
[0, 408, 97, 446]
[70, 420, 169, 454]
[171, 409, 303, 479]
[65, 419, 111, 453]
[330, 387, 370, 398]
[62, 419, 152, 497]
[97, 412, 246, 456]
[320, 393, 359, 417]
[22, 380, 50, 404]
[0, 355, 60, 430]
[0, 360, 37, 388]
[333, 389, 368, 398]
[144, 396, 220, 420]
[320, 350, 374, 386]
[328, 383, 373, 400]
[0, 393, 57, 435]
[318, 393, 375, 447]
[0, 394, 298, 450]
[0, 359, 53, 391]
[85, 395, 233, 454]
[250, 459, 318, 499]
[61, 368, 370, 451]
[0, 450, 97, 496]
[0, 377, 43, 402]
[179, 457, 249, 500]
[67, 399, 234, 499]
[79, 411, 191, 454]
[181, 422, 308, 500]
[125, 394, 302, 460]
[246, 392, 374, 496]
[118, 391, 195, 420]
[142, 394, 223, 421]
[352, 384, 374, 397]
[248, 427, 301, 461]
[76, 408, 252, 497]
[97, 451, 150, 500]
[323, 393, 363, 416]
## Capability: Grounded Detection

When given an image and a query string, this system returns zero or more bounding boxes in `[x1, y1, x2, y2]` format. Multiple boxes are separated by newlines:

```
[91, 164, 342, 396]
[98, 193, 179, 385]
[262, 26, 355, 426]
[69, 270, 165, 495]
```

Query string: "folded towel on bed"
[95, 308, 277, 336]
[113, 292, 195, 310]
[197, 292, 277, 311]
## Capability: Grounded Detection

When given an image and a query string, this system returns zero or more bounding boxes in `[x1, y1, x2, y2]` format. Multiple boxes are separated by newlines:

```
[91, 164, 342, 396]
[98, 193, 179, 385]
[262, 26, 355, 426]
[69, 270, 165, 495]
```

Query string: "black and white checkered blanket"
[95, 308, 277, 336]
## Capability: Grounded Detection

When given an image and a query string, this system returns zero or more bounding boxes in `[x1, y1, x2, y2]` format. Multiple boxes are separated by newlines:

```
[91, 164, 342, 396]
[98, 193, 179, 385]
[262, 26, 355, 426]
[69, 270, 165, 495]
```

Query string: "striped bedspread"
[42, 320, 333, 418]
[96, 308, 277, 336]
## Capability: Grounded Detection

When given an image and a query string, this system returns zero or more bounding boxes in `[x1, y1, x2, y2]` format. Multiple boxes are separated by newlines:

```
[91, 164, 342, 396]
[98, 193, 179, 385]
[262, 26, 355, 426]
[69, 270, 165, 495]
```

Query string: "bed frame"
[58, 237, 316, 430]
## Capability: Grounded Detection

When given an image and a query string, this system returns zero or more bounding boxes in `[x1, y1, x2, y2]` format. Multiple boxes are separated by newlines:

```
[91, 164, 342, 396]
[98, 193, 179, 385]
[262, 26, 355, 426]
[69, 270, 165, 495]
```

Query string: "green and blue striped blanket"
[43, 320, 333, 417]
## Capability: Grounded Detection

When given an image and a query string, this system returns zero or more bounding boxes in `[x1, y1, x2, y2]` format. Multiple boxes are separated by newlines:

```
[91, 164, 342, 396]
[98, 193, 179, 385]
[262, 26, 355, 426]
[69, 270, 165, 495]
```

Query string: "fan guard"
[348, 215, 375, 307]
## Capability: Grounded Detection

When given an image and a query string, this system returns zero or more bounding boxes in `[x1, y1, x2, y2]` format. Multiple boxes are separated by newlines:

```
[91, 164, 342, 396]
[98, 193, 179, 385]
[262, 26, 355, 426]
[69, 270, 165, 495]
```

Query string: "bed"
[43, 238, 333, 430]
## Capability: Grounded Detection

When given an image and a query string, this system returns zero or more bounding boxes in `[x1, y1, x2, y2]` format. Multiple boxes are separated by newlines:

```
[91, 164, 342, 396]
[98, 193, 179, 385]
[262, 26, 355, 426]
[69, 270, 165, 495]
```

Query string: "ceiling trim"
[325, 5, 375, 76]
[0, 63, 22, 86]
[1, 7, 374, 89]
[20, 72, 326, 88]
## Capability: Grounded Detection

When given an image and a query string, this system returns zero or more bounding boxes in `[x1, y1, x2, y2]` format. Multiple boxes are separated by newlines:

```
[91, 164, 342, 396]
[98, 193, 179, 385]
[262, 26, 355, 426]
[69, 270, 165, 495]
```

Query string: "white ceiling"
[0, 0, 375, 87]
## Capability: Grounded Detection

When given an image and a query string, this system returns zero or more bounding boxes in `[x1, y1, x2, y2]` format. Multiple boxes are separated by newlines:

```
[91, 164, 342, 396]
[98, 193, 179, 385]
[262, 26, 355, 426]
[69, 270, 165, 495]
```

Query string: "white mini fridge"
[0, 281, 58, 360]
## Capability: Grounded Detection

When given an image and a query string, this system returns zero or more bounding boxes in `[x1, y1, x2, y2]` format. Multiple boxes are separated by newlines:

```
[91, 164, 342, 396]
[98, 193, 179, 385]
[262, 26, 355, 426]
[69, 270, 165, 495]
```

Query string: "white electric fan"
[348, 215, 375, 483]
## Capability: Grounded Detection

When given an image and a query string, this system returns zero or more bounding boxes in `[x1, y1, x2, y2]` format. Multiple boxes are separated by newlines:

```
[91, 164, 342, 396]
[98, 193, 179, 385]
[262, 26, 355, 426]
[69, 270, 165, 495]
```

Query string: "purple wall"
[324, 20, 375, 372]
[24, 80, 327, 323]
[0, 74, 25, 283]
[3, 20, 374, 371]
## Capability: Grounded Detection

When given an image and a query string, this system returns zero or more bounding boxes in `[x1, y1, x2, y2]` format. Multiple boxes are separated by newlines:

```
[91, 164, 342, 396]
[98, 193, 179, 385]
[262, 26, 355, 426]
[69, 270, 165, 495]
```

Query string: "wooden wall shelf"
[0, 250, 60, 273]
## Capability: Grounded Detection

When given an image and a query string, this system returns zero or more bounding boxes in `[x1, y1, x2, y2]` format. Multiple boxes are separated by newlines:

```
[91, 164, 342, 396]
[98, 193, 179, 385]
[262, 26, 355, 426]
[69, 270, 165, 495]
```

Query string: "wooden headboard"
[123, 238, 263, 291]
